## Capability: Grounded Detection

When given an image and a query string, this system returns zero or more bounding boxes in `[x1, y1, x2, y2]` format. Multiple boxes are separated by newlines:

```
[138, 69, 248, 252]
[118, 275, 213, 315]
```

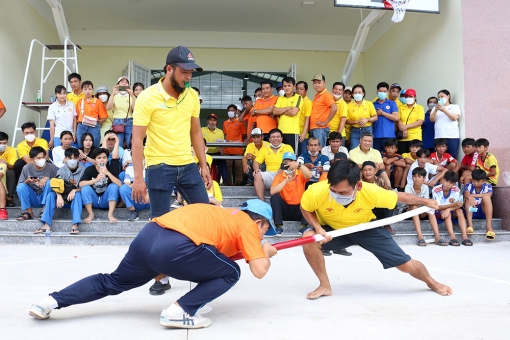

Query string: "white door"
[123, 61, 151, 89]
[287, 63, 296, 79]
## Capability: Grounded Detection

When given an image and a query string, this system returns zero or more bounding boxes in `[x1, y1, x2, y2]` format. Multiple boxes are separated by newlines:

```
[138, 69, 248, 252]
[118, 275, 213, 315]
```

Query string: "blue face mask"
[330, 190, 356, 206]
[399, 97, 406, 104]
[377, 92, 387, 100]
[438, 97, 447, 106]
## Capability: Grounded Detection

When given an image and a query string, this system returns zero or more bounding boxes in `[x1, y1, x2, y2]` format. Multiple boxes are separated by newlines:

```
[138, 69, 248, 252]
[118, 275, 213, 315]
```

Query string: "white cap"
[117, 76, 130, 84]
[236, 103, 243, 111]
[344, 86, 352, 92]
[251, 128, 262, 136]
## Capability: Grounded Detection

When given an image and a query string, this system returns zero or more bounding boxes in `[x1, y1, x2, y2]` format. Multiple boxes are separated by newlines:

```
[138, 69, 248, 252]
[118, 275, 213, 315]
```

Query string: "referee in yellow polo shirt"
[300, 159, 452, 300]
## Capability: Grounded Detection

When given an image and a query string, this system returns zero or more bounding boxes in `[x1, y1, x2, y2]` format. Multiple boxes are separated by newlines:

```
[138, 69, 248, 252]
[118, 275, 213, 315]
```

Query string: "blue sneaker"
[275, 226, 283, 235]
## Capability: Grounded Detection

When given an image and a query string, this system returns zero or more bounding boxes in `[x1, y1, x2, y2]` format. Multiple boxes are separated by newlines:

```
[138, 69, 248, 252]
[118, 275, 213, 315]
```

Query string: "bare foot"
[306, 285, 332, 300]
[108, 215, 118, 224]
[83, 213, 94, 224]
[428, 281, 453, 296]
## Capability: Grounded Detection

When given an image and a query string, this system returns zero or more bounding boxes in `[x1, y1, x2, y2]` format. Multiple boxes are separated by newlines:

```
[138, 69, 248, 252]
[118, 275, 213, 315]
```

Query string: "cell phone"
[118, 86, 129, 91]
[281, 164, 290, 171]
[29, 176, 38, 179]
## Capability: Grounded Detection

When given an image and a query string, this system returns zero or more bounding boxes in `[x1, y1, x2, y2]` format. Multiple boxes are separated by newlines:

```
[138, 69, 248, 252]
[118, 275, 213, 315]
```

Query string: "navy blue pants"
[50, 222, 241, 316]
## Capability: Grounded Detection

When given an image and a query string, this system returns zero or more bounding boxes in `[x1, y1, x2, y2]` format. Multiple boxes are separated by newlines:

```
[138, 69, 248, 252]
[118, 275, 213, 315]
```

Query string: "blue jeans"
[76, 123, 101, 148]
[298, 138, 308, 156]
[112, 118, 133, 148]
[310, 128, 330, 149]
[81, 183, 119, 208]
[41, 191, 82, 226]
[446, 138, 460, 160]
[349, 126, 373, 150]
[145, 163, 209, 218]
[119, 184, 150, 211]
[373, 137, 392, 153]
[16, 182, 52, 210]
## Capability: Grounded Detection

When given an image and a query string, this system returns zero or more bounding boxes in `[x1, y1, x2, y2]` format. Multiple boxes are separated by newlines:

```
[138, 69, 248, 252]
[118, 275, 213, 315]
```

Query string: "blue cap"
[400, 89, 407, 95]
[166, 46, 203, 72]
[240, 199, 277, 236]
[277, 82, 282, 88]
[282, 152, 296, 161]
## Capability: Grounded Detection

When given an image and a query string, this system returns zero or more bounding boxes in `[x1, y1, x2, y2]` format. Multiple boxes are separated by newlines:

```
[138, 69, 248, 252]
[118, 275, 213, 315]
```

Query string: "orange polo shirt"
[254, 96, 278, 133]
[223, 118, 247, 155]
[75, 98, 108, 123]
[271, 170, 308, 205]
[310, 89, 336, 130]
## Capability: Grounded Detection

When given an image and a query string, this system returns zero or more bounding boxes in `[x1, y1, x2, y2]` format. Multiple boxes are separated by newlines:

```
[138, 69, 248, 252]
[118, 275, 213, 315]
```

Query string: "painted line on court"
[0, 253, 125, 266]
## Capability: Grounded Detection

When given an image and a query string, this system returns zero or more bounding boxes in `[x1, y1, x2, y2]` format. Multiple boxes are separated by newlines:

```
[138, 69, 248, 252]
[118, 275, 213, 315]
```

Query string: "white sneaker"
[29, 301, 51, 320]
[160, 309, 212, 329]
[170, 200, 182, 209]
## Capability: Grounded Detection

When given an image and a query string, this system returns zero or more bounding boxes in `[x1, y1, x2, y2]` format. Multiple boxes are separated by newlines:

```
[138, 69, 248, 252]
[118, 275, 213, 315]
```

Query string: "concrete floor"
[1, 242, 510, 340]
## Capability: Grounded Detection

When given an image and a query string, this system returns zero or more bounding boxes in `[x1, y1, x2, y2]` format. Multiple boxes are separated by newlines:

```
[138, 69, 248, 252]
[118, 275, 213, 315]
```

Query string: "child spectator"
[382, 138, 406, 190]
[405, 167, 447, 246]
[432, 171, 472, 246]
[74, 81, 108, 149]
[400, 139, 422, 189]
[120, 147, 149, 221]
[321, 132, 348, 160]
[51, 131, 75, 168]
[459, 138, 478, 185]
[0, 131, 18, 211]
[430, 138, 461, 172]
[47, 85, 77, 148]
[14, 122, 49, 183]
[474, 138, 499, 186]
[407, 149, 447, 189]
[464, 169, 495, 240]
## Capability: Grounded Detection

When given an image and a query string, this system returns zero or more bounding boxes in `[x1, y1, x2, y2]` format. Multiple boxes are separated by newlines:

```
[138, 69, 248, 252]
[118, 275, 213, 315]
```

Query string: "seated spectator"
[372, 82, 399, 152]
[274, 77, 303, 152]
[401, 139, 423, 187]
[223, 104, 247, 185]
[432, 171, 472, 246]
[14, 122, 49, 183]
[407, 149, 447, 189]
[321, 132, 348, 160]
[459, 138, 478, 185]
[191, 138, 213, 169]
[405, 167, 447, 246]
[172, 161, 223, 208]
[202, 113, 228, 185]
[349, 131, 392, 189]
[101, 130, 125, 164]
[47, 85, 77, 148]
[346, 84, 377, 149]
[430, 138, 461, 172]
[119, 149, 149, 221]
[319, 152, 348, 182]
[16, 147, 57, 221]
[0, 131, 18, 210]
[51, 131, 75, 168]
[78, 132, 96, 167]
[474, 138, 499, 186]
[74, 80, 108, 148]
[382, 138, 406, 190]
[253, 128, 294, 200]
[464, 169, 495, 240]
[297, 137, 330, 187]
[242, 128, 268, 185]
[270, 152, 312, 235]
[106, 76, 136, 148]
[79, 148, 121, 224]
[96, 86, 114, 138]
[39, 148, 86, 234]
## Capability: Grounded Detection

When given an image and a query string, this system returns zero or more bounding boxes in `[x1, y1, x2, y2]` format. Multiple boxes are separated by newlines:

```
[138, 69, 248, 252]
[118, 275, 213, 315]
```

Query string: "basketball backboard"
[333, 0, 440, 14]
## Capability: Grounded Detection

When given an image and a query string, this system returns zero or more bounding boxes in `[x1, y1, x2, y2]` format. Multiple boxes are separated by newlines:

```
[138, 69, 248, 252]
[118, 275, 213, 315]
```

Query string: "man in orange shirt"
[223, 104, 247, 184]
[252, 80, 278, 139]
[310, 74, 337, 149]
[29, 200, 278, 329]
[270, 152, 312, 235]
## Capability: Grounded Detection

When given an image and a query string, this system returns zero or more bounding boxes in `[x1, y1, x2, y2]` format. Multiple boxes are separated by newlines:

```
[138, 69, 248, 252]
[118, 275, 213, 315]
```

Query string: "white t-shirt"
[433, 104, 461, 138]
[47, 101, 77, 138]
[405, 183, 429, 199]
[407, 161, 438, 184]
[321, 145, 349, 160]
[51, 146, 66, 168]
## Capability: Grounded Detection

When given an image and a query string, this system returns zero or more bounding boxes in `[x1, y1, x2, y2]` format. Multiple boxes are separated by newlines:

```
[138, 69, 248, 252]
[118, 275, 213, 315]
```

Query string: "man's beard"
[170, 73, 185, 94]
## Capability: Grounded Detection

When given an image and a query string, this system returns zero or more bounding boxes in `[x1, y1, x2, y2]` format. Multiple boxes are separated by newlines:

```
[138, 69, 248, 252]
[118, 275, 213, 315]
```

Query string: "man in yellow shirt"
[201, 113, 229, 185]
[300, 159, 452, 300]
[273, 77, 303, 153]
[66, 73, 84, 105]
[242, 128, 269, 185]
[14, 122, 48, 183]
[296, 81, 312, 155]
[329, 82, 348, 143]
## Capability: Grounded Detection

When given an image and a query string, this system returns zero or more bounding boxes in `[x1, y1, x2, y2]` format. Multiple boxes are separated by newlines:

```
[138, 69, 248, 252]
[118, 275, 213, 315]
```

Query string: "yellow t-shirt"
[207, 180, 223, 202]
[112, 93, 133, 119]
[16, 138, 49, 159]
[329, 98, 348, 137]
[244, 141, 269, 158]
[299, 96, 313, 137]
[67, 91, 84, 106]
[0, 146, 19, 165]
[347, 100, 377, 128]
[194, 153, 213, 167]
[300, 180, 398, 229]
[133, 77, 200, 167]
[275, 93, 303, 134]
[201, 127, 225, 154]
[402, 152, 417, 161]
[399, 103, 425, 141]
[349, 146, 383, 164]
[254, 143, 294, 173]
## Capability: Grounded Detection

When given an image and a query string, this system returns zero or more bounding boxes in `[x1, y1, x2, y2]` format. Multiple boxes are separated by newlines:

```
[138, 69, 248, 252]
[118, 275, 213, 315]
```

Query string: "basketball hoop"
[383, 0, 411, 23]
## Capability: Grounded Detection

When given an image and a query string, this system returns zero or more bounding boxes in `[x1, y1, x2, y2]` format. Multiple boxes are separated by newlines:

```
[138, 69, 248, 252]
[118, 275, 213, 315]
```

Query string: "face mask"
[405, 97, 415, 105]
[67, 159, 79, 169]
[428, 103, 436, 110]
[438, 97, 447, 106]
[271, 143, 282, 148]
[308, 150, 319, 157]
[98, 94, 108, 102]
[119, 91, 127, 95]
[25, 134, 36, 143]
[284, 169, 295, 175]
[330, 190, 356, 206]
[227, 111, 235, 118]
[35, 159, 46, 167]
[399, 97, 406, 104]
[207, 124, 216, 129]
[0, 145, 6, 152]
[278, 90, 285, 96]
[332, 94, 341, 100]
[377, 92, 387, 100]
[353, 94, 364, 102]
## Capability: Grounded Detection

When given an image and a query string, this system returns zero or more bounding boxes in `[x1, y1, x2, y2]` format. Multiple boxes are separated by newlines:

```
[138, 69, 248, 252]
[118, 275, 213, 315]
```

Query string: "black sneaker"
[332, 248, 352, 256]
[149, 281, 171, 295]
[275, 226, 283, 235]
[128, 210, 139, 221]
[298, 225, 309, 235]
[322, 250, 332, 256]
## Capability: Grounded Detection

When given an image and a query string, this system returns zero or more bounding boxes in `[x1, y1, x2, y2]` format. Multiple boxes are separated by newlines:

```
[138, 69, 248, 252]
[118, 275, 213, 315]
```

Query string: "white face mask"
[271, 143, 282, 149]
[0, 145, 6, 152]
[308, 150, 319, 157]
[227, 111, 235, 118]
[207, 124, 216, 129]
[98, 94, 108, 102]
[332, 94, 342, 100]
[353, 93, 364, 102]
[67, 159, 79, 169]
[25, 134, 36, 143]
[405, 97, 415, 105]
[330, 190, 356, 206]
[35, 159, 46, 167]
[278, 90, 285, 96]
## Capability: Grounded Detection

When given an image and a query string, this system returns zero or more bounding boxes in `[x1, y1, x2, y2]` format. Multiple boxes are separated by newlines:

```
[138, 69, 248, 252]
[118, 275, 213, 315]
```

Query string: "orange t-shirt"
[319, 172, 328, 182]
[75, 98, 108, 123]
[271, 170, 308, 205]
[223, 118, 247, 155]
[0, 99, 5, 109]
[153, 204, 266, 262]
[254, 96, 278, 133]
[310, 89, 336, 130]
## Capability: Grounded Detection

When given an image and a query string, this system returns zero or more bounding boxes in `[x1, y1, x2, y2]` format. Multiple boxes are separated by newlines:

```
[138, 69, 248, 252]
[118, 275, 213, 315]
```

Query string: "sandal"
[466, 226, 474, 234]
[485, 231, 496, 241]
[461, 239, 473, 246]
[70, 228, 80, 235]
[434, 239, 448, 246]
[448, 239, 460, 246]
[17, 211, 33, 221]
[417, 239, 427, 247]
[33, 226, 49, 234]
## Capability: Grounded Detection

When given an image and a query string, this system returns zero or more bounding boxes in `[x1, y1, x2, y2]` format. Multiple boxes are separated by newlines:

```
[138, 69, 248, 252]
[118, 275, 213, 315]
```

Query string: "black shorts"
[318, 225, 411, 269]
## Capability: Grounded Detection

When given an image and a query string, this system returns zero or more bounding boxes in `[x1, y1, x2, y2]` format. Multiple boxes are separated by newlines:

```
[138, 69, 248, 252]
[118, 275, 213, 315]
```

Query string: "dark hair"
[242, 210, 270, 228]
[163, 63, 177, 73]
[60, 130, 73, 140]
[21, 122, 37, 132]
[282, 76, 296, 86]
[242, 95, 252, 102]
[296, 81, 308, 91]
[104, 129, 116, 136]
[64, 147, 80, 158]
[472, 169, 487, 181]
[190, 86, 199, 94]
[332, 82, 345, 90]
[327, 160, 360, 187]
[438, 89, 452, 104]
[462, 138, 475, 147]
[81, 132, 94, 146]
[412, 167, 427, 177]
[54, 85, 67, 94]
[434, 138, 448, 147]
[360, 131, 373, 139]
[409, 139, 423, 148]
[351, 84, 366, 96]
[443, 170, 458, 183]
[0, 131, 8, 141]
[384, 138, 398, 148]
[328, 131, 342, 141]
[29, 146, 46, 158]
[90, 147, 109, 159]
[68, 73, 81, 82]
[416, 149, 430, 158]
[268, 128, 283, 138]
[427, 96, 438, 104]
[475, 138, 489, 147]
[227, 104, 237, 111]
[254, 87, 262, 94]
[81, 80, 93, 89]
[260, 80, 272, 88]
[377, 82, 389, 91]
[133, 82, 145, 91]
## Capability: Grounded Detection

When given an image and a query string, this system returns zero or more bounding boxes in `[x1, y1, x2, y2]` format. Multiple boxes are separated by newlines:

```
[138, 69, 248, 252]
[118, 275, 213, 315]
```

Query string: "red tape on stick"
[230, 236, 317, 261]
